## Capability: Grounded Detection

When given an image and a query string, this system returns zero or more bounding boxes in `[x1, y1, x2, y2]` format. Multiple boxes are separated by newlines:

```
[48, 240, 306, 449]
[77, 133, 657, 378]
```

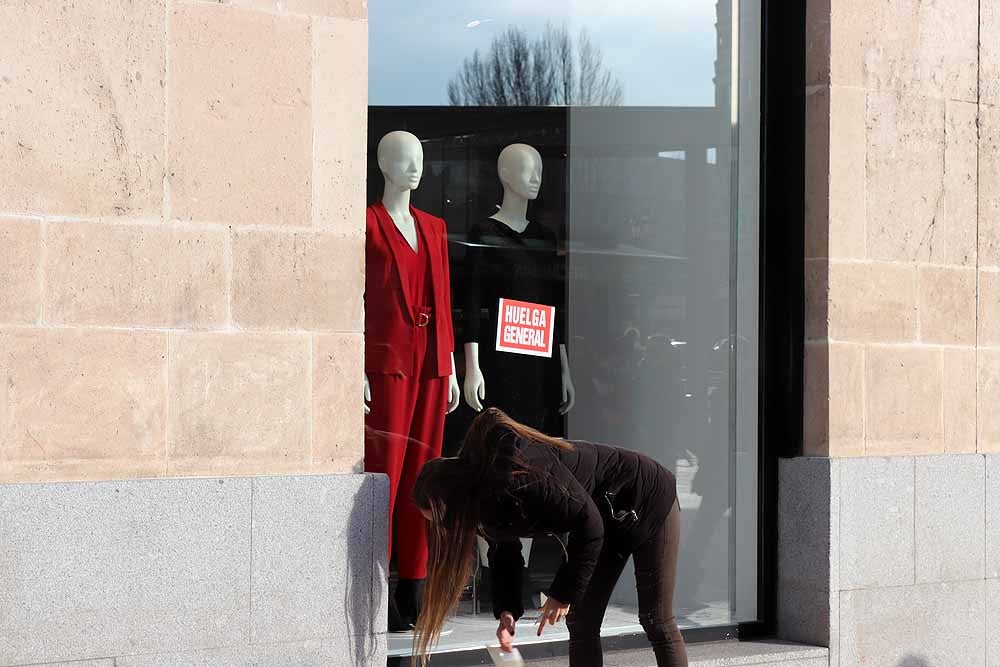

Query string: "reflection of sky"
[369, 0, 721, 107]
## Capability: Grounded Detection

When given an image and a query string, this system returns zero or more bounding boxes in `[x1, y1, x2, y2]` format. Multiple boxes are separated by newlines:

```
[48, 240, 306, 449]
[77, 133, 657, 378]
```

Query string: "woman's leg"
[633, 499, 688, 667]
[566, 545, 629, 667]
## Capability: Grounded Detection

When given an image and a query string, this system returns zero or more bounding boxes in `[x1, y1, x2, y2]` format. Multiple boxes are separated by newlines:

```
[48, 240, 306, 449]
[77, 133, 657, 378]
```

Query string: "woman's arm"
[487, 539, 525, 621]
[541, 469, 604, 606]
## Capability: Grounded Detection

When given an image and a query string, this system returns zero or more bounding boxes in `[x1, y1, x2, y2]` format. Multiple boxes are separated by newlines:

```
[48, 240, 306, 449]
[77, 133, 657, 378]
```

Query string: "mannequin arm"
[463, 342, 486, 412]
[559, 344, 575, 415]
[364, 374, 371, 415]
[447, 353, 461, 414]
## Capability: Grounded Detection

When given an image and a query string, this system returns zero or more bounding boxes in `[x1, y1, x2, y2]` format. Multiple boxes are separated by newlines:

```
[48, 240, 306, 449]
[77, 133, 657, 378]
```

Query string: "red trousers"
[365, 368, 446, 580]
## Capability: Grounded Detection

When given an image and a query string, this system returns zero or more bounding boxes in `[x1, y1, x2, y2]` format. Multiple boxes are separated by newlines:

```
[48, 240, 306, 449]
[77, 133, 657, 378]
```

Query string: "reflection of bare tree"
[447, 24, 624, 106]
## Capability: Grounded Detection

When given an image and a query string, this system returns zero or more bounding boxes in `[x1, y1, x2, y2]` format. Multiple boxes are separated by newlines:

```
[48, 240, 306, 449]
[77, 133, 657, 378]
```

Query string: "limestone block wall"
[0, 0, 368, 482]
[788, 2, 1000, 664]
[804, 0, 999, 457]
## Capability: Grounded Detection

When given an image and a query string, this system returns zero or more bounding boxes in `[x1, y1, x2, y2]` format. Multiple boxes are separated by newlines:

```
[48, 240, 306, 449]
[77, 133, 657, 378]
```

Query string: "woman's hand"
[497, 612, 516, 652]
[536, 596, 571, 637]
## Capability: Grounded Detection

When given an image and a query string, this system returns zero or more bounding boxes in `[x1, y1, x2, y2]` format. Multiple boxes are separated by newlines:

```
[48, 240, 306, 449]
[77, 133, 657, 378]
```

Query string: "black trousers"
[565, 500, 688, 667]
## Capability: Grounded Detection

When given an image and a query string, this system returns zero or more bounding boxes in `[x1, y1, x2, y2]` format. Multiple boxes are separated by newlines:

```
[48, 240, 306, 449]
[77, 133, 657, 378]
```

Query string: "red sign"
[495, 298, 555, 358]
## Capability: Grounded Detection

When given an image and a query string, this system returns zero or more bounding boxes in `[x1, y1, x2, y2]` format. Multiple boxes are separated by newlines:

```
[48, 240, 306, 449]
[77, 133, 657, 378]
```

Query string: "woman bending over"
[411, 408, 687, 667]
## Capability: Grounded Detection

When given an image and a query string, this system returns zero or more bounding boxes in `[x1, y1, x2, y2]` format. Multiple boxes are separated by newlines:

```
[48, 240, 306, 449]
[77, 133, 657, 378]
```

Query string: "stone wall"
[0, 0, 368, 482]
[804, 0, 997, 457]
[780, 454, 993, 666]
[785, 2, 1000, 664]
[0, 474, 388, 666]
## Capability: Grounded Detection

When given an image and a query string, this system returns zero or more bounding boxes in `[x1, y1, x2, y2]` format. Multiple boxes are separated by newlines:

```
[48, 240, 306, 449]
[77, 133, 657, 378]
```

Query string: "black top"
[463, 217, 566, 348]
[479, 437, 677, 620]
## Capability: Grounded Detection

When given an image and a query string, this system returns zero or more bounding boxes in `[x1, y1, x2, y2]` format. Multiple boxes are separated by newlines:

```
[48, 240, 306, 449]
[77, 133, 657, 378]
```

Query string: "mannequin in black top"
[463, 143, 573, 433]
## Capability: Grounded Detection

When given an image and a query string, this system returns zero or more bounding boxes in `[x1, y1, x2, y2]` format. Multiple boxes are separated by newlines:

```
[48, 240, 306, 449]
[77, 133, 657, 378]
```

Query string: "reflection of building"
[715, 0, 733, 110]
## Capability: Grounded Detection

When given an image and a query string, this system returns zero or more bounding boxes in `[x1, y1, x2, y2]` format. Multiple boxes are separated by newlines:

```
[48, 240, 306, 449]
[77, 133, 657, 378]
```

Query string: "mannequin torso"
[365, 130, 459, 415]
[488, 205, 531, 235]
[462, 142, 575, 419]
[463, 216, 568, 427]
[382, 189, 419, 253]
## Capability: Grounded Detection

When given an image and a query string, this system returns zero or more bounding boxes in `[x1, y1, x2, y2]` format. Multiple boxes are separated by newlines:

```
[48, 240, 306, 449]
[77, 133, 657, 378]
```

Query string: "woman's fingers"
[536, 608, 557, 636]
[536, 599, 571, 636]
[500, 612, 516, 633]
[498, 613, 516, 651]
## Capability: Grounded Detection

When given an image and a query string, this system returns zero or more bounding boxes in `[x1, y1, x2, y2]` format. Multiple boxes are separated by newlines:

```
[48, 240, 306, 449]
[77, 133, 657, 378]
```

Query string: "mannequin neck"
[381, 184, 412, 221]
[490, 190, 531, 233]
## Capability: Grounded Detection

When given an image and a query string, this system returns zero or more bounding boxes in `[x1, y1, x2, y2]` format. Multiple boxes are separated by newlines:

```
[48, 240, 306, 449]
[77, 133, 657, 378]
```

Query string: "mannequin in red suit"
[365, 130, 460, 632]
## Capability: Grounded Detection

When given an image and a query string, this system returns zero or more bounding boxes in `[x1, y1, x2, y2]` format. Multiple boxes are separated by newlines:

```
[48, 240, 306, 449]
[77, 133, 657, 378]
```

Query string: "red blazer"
[365, 202, 454, 378]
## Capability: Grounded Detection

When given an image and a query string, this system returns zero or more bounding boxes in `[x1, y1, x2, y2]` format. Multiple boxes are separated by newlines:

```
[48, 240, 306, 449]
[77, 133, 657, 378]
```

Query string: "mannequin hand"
[446, 374, 461, 414]
[558, 345, 575, 415]
[497, 612, 516, 652]
[463, 367, 486, 412]
[559, 371, 576, 415]
[364, 375, 371, 415]
[536, 597, 570, 636]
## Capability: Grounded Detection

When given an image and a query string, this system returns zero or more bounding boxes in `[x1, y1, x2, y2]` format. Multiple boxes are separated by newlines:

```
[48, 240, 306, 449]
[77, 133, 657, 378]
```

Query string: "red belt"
[413, 306, 432, 328]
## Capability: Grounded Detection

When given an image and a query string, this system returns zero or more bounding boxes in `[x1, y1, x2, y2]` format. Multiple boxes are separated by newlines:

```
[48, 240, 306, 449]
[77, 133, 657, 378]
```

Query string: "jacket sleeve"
[487, 538, 525, 621]
[537, 465, 605, 606]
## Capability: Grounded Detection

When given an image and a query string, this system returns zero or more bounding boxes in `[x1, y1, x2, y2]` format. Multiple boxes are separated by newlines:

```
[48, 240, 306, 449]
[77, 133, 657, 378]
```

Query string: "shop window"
[367, 0, 761, 657]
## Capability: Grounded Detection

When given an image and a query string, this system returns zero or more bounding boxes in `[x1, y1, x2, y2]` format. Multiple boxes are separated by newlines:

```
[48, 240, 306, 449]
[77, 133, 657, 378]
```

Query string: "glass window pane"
[367, 0, 760, 656]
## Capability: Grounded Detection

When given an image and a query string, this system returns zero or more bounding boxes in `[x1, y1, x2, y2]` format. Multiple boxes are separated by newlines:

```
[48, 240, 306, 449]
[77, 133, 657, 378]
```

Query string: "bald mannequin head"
[377, 131, 424, 192]
[497, 143, 542, 201]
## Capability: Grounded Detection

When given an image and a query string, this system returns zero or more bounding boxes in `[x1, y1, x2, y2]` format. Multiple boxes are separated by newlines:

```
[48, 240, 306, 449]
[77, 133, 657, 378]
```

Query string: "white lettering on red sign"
[495, 298, 555, 358]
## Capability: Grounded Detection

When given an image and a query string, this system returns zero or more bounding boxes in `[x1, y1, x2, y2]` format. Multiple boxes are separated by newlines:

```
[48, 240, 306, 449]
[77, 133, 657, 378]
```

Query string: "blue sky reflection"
[369, 0, 721, 107]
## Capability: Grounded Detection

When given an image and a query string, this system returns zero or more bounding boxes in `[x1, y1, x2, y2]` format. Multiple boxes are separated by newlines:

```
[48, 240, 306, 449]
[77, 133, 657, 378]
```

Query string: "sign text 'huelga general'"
[495, 298, 555, 358]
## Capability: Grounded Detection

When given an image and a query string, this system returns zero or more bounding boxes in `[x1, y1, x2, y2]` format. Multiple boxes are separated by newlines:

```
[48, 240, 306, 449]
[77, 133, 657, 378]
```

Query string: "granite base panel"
[0, 474, 389, 667]
[527, 640, 828, 667]
[113, 636, 388, 666]
[779, 454, 994, 667]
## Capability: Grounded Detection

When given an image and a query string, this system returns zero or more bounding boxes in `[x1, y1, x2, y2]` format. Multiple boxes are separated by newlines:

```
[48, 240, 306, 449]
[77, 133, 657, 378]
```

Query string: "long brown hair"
[411, 408, 571, 664]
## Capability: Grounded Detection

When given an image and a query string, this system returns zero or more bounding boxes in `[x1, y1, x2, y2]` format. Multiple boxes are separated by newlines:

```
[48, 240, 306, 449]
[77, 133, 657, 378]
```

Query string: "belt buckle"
[416, 311, 431, 327]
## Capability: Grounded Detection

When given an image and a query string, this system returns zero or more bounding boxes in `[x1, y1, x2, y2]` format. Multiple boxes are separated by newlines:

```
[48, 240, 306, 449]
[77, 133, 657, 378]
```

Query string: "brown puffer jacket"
[479, 436, 676, 620]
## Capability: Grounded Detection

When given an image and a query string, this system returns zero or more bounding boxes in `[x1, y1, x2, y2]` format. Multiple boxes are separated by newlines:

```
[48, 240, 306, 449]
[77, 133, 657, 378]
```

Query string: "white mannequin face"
[498, 144, 542, 200]
[377, 131, 424, 191]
